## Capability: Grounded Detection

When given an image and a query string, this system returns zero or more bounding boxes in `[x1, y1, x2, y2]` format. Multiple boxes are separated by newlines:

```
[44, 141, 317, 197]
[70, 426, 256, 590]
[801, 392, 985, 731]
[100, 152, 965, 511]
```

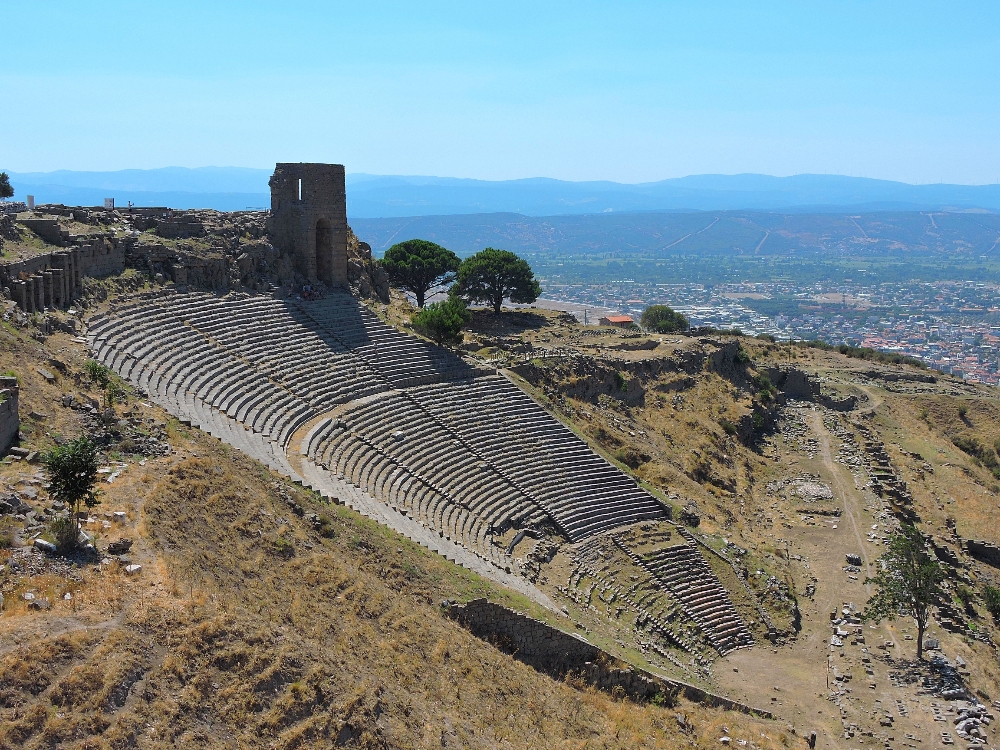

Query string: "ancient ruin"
[266, 163, 349, 286]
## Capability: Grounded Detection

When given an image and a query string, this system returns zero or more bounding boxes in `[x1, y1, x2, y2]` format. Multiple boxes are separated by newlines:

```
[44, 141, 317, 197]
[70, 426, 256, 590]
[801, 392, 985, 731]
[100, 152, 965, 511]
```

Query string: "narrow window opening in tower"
[298, 179, 302, 201]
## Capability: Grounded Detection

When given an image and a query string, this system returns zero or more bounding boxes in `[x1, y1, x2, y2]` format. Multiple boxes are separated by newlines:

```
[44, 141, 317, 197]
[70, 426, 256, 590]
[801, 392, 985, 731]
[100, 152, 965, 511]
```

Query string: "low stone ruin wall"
[1, 236, 126, 313]
[965, 540, 1000, 569]
[446, 598, 772, 716]
[0, 377, 19, 455]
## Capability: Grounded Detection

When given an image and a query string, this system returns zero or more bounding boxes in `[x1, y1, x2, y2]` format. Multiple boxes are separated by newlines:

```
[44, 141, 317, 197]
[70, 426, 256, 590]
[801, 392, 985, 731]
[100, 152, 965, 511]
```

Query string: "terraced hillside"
[85, 291, 744, 636]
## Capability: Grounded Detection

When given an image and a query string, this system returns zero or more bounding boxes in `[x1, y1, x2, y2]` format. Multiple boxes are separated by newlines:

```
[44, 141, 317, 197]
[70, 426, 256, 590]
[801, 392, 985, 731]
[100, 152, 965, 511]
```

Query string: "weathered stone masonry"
[267, 163, 349, 287]
[0, 376, 19, 456]
[447, 598, 773, 716]
[0, 235, 125, 313]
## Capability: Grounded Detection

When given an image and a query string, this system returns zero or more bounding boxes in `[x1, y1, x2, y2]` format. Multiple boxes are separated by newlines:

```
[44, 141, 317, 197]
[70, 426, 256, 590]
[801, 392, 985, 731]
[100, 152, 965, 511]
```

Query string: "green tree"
[0, 172, 13, 200]
[410, 297, 472, 346]
[861, 524, 945, 659]
[451, 248, 541, 314]
[43, 437, 101, 551]
[641, 304, 689, 333]
[381, 239, 461, 308]
[84, 359, 113, 389]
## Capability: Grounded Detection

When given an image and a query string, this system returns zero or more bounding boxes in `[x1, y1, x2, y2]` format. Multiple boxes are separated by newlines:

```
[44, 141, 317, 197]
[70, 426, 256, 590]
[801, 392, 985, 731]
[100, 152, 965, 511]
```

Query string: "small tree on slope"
[451, 248, 541, 314]
[44, 437, 100, 551]
[381, 239, 461, 308]
[861, 523, 944, 660]
[411, 296, 472, 346]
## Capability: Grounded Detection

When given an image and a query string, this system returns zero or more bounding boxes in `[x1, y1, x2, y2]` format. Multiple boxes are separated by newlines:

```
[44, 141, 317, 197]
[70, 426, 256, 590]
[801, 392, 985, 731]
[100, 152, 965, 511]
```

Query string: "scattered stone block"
[33, 538, 56, 554]
[106, 538, 133, 555]
[124, 563, 142, 576]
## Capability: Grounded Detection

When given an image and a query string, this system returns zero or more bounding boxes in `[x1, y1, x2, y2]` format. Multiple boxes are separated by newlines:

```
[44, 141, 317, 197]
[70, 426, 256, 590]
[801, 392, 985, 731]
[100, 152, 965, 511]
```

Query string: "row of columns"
[9, 248, 82, 313]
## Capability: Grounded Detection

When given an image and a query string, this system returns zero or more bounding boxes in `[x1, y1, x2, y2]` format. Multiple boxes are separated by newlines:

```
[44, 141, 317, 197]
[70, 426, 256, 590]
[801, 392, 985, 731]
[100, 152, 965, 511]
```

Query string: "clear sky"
[2, 1, 999, 184]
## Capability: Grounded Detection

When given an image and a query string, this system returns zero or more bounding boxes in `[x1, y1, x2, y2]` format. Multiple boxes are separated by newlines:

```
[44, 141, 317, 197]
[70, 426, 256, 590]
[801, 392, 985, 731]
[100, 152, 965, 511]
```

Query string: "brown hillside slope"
[0, 321, 791, 749]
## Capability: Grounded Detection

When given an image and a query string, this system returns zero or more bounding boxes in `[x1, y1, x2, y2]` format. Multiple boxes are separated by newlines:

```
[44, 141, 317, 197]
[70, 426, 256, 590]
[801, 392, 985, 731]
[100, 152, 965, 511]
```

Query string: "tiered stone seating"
[85, 289, 758, 654]
[88, 295, 317, 447]
[410, 376, 667, 541]
[632, 542, 754, 655]
[307, 392, 548, 564]
[292, 294, 476, 387]
[154, 293, 389, 410]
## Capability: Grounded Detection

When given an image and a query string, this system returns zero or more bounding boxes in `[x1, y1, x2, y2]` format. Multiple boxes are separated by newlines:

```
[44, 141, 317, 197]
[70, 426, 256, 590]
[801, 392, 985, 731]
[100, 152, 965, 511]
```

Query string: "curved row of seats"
[306, 390, 550, 562]
[410, 377, 667, 541]
[89, 290, 668, 569]
[637, 543, 754, 655]
[293, 295, 475, 388]
[88, 295, 317, 447]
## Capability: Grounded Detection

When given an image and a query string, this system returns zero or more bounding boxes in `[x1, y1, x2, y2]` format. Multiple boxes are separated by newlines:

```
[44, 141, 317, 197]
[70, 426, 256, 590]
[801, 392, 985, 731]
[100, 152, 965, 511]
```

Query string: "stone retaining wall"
[446, 598, 773, 717]
[965, 540, 1000, 569]
[1, 234, 126, 312]
[0, 377, 19, 455]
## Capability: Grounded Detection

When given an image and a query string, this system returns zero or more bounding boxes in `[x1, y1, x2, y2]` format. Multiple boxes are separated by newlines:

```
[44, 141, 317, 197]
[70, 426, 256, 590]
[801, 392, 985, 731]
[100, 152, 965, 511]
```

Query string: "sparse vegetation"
[42, 437, 101, 552]
[451, 247, 542, 314]
[641, 304, 689, 333]
[83, 359, 112, 388]
[381, 238, 461, 308]
[862, 524, 945, 659]
[410, 296, 472, 345]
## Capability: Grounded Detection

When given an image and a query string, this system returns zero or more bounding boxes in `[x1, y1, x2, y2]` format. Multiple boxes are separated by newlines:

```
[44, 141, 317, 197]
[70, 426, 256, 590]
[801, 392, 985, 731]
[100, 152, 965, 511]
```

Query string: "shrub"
[316, 513, 336, 539]
[734, 346, 751, 365]
[48, 516, 80, 553]
[613, 371, 627, 393]
[640, 305, 689, 333]
[956, 584, 974, 609]
[0, 518, 17, 548]
[719, 418, 737, 436]
[273, 536, 295, 558]
[410, 297, 472, 346]
[984, 585, 1000, 621]
[83, 360, 112, 388]
[958, 404, 969, 420]
[952, 435, 1000, 477]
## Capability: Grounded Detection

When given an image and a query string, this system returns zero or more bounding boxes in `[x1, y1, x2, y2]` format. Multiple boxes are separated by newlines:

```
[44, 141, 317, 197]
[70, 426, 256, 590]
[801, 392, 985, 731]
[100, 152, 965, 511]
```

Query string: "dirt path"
[713, 406, 936, 747]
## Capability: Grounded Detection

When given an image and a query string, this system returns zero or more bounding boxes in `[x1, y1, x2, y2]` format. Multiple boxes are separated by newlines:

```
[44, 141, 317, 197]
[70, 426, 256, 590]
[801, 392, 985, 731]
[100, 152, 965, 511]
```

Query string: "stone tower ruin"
[267, 163, 348, 286]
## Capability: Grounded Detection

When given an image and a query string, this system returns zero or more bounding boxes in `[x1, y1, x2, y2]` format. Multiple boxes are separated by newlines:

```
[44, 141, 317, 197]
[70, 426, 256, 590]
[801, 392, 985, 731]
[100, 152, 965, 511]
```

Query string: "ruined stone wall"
[1, 234, 125, 312]
[267, 163, 348, 287]
[965, 540, 1000, 569]
[0, 378, 20, 456]
[446, 598, 772, 716]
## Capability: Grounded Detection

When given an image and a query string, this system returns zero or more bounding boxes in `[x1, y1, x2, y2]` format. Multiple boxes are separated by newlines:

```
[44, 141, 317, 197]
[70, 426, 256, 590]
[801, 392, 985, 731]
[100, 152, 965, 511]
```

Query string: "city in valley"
[538, 279, 1000, 384]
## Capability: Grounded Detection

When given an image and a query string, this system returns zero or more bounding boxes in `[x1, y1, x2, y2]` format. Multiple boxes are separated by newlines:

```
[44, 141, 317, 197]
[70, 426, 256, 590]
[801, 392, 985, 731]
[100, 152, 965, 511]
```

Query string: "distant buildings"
[599, 315, 635, 328]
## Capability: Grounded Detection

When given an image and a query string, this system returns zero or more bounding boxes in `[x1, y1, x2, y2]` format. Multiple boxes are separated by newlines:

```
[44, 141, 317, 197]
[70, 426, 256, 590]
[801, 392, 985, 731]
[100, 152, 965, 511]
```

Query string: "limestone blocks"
[267, 163, 349, 287]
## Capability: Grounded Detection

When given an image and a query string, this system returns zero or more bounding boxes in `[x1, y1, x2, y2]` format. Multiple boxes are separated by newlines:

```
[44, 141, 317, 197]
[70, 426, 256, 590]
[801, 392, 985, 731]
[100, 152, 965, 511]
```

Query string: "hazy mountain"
[350, 209, 1000, 258]
[3, 167, 1000, 216]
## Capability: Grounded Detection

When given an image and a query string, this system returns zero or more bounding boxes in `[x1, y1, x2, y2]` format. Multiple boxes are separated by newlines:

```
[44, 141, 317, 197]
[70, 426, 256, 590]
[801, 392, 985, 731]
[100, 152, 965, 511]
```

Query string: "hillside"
[5, 269, 1000, 746]
[0, 311, 786, 749]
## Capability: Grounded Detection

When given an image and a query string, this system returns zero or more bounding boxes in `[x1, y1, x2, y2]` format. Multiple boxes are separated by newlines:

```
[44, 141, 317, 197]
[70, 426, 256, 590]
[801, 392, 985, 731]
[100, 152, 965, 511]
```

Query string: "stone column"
[71, 248, 82, 293]
[25, 277, 36, 313]
[13, 281, 27, 312]
[34, 275, 44, 311]
[51, 268, 65, 308]
[43, 271, 54, 309]
[52, 253, 69, 305]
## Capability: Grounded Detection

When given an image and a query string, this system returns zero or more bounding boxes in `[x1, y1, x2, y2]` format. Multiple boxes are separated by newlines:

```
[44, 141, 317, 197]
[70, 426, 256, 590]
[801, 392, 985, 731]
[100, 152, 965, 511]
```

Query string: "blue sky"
[2, 1, 999, 184]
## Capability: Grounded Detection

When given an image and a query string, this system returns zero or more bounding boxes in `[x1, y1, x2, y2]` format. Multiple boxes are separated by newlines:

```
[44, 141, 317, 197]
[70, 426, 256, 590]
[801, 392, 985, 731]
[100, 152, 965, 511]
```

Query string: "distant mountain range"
[350, 210, 1000, 259]
[3, 167, 1000, 216]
